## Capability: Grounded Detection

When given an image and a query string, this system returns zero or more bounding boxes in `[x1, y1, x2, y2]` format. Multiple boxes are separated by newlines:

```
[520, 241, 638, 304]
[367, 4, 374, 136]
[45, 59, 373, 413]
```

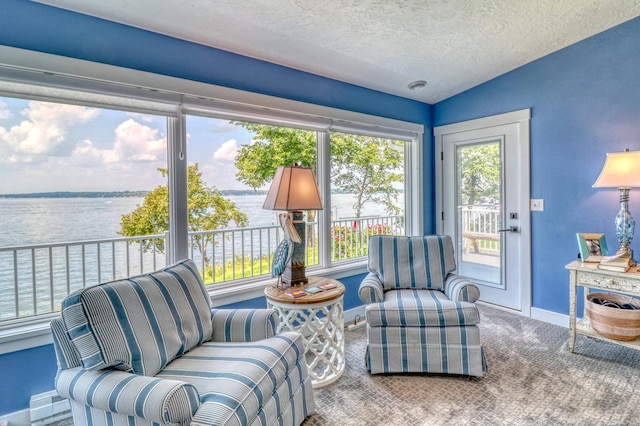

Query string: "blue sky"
[0, 96, 257, 193]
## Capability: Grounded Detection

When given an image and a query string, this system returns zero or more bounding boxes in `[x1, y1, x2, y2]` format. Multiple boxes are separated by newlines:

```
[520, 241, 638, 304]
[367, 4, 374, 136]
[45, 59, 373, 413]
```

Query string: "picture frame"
[576, 233, 608, 262]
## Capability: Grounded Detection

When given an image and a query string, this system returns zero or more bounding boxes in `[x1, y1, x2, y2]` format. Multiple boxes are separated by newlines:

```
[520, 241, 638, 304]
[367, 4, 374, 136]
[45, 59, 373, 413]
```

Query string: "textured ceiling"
[35, 0, 640, 103]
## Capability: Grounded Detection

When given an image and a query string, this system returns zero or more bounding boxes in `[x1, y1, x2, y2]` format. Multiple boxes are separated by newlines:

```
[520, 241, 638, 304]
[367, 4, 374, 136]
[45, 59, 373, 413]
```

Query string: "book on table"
[319, 282, 337, 290]
[284, 288, 307, 298]
[598, 251, 632, 272]
[304, 286, 323, 294]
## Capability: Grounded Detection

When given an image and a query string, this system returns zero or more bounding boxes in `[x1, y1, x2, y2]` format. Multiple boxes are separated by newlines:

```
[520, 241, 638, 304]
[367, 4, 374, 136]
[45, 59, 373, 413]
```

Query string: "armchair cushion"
[61, 259, 213, 376]
[211, 308, 278, 342]
[158, 331, 307, 426]
[56, 367, 200, 424]
[368, 235, 456, 291]
[358, 273, 385, 305]
[365, 289, 480, 327]
[444, 274, 481, 303]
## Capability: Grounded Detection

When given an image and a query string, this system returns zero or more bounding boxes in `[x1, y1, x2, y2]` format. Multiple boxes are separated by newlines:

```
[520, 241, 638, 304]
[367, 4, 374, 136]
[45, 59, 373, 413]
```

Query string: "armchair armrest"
[211, 308, 278, 342]
[56, 367, 200, 424]
[444, 274, 480, 303]
[359, 272, 384, 304]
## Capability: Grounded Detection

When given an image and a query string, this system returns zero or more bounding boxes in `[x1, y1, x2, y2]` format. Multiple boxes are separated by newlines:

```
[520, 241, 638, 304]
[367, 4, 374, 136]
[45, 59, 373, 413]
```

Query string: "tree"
[331, 134, 403, 217]
[234, 123, 317, 189]
[457, 142, 500, 206]
[233, 123, 404, 217]
[119, 163, 248, 267]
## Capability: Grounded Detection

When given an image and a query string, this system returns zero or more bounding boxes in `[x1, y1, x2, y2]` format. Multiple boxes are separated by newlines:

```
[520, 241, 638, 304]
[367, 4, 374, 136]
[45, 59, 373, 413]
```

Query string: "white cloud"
[105, 118, 166, 163]
[0, 100, 11, 120]
[0, 101, 98, 161]
[126, 112, 155, 123]
[66, 119, 166, 170]
[213, 139, 239, 161]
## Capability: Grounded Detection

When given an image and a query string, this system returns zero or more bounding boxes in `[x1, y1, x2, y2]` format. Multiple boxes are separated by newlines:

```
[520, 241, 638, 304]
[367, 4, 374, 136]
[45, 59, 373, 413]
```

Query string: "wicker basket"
[586, 292, 640, 341]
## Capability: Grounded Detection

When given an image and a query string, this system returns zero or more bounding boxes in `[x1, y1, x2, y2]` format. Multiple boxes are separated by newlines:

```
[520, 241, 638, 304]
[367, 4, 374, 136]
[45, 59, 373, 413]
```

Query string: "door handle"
[498, 226, 519, 233]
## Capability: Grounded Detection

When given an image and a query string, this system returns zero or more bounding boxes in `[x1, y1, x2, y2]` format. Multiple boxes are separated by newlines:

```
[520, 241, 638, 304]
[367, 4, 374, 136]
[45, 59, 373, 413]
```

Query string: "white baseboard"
[344, 305, 365, 328]
[530, 307, 569, 328]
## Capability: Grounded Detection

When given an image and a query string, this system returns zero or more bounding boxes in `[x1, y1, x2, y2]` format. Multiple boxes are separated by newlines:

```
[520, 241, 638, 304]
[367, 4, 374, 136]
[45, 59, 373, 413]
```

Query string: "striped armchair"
[50, 259, 315, 425]
[359, 235, 486, 377]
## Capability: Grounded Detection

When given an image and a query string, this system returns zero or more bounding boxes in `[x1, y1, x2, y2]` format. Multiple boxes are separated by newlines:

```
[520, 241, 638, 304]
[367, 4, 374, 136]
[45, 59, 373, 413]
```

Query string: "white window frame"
[0, 45, 423, 353]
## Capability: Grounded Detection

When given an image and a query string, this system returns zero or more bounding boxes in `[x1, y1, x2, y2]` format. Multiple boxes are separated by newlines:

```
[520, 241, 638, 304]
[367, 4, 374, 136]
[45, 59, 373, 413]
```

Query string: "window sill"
[0, 262, 368, 355]
[209, 261, 368, 306]
[0, 314, 58, 355]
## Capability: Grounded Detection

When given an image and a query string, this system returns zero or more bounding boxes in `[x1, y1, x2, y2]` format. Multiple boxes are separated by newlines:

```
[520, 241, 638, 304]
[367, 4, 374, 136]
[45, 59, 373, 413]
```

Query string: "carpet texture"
[303, 305, 640, 426]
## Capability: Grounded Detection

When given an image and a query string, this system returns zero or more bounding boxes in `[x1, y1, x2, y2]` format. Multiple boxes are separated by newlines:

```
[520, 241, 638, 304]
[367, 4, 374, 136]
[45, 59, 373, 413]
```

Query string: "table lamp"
[593, 149, 640, 255]
[263, 164, 323, 285]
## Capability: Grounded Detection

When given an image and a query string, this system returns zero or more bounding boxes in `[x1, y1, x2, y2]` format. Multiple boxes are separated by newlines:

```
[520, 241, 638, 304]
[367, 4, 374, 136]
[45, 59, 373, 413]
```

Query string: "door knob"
[498, 226, 519, 233]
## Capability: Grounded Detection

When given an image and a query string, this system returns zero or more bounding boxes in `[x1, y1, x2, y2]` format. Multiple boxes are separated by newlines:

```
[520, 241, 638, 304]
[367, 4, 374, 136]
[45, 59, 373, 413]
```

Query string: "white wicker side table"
[264, 277, 345, 388]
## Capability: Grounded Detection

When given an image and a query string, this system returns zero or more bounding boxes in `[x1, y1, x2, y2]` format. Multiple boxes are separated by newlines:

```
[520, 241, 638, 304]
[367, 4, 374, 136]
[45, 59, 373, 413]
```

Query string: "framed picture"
[576, 233, 608, 262]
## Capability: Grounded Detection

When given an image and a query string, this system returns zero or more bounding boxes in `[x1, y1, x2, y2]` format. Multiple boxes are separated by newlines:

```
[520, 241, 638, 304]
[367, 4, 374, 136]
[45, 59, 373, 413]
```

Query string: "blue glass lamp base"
[615, 187, 634, 257]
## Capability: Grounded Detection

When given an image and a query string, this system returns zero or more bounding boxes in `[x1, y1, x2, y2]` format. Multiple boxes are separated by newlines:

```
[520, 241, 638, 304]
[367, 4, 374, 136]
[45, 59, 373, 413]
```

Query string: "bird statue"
[272, 213, 302, 289]
[279, 212, 302, 243]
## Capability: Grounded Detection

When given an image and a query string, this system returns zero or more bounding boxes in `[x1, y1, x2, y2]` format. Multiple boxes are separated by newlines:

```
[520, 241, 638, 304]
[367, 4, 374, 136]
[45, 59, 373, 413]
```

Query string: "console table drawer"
[576, 270, 640, 295]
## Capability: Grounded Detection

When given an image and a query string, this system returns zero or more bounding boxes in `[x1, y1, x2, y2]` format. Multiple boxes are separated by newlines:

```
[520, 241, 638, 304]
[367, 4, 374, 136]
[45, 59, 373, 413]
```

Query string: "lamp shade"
[263, 165, 323, 211]
[593, 150, 640, 188]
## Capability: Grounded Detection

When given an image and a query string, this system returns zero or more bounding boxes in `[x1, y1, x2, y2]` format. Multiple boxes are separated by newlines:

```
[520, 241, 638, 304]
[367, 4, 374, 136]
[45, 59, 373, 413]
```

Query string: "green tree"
[331, 134, 403, 217]
[457, 142, 501, 206]
[233, 123, 404, 217]
[234, 123, 317, 189]
[119, 163, 248, 268]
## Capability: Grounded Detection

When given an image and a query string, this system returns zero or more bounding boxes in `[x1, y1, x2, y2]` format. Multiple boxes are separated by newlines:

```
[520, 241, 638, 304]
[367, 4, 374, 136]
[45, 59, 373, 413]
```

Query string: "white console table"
[566, 260, 640, 352]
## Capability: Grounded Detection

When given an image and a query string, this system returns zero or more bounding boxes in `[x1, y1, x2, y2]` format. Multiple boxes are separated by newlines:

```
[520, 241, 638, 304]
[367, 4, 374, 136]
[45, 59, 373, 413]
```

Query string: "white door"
[435, 109, 531, 314]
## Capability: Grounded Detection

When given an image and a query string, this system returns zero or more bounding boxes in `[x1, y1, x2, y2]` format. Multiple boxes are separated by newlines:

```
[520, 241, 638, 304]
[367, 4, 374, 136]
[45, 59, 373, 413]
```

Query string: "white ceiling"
[36, 0, 640, 104]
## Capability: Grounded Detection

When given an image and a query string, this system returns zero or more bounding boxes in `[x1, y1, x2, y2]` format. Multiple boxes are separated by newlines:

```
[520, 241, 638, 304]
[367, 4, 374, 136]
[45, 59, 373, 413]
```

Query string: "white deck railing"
[0, 215, 402, 322]
[460, 206, 501, 254]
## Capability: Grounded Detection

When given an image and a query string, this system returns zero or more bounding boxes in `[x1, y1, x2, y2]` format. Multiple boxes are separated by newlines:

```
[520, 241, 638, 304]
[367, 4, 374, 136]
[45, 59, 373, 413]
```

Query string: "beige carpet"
[304, 305, 640, 426]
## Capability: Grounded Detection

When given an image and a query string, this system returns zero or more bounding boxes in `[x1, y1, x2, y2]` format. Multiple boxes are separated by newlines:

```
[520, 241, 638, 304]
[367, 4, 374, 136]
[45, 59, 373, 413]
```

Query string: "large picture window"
[329, 132, 406, 261]
[0, 52, 422, 329]
[0, 95, 168, 322]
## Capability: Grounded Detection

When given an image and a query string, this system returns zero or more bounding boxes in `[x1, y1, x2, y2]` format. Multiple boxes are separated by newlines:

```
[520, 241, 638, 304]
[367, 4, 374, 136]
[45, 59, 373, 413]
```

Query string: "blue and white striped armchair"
[50, 259, 315, 425]
[359, 235, 486, 377]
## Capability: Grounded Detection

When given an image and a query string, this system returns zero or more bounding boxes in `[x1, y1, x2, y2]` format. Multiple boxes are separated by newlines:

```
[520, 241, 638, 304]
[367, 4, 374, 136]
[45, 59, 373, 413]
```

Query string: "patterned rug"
[303, 305, 640, 426]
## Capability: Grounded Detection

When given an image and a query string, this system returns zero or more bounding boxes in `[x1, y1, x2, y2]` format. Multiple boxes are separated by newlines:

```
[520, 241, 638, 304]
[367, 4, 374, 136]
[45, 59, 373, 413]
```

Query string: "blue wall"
[0, 0, 428, 416]
[434, 17, 640, 315]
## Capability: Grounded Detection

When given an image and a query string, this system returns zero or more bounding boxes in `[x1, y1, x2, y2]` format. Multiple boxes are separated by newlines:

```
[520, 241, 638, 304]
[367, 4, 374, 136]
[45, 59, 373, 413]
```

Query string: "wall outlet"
[531, 199, 544, 211]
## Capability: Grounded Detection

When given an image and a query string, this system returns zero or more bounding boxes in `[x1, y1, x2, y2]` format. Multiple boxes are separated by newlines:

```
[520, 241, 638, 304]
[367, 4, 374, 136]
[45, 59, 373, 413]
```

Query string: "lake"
[0, 193, 402, 247]
[0, 193, 402, 320]
[0, 193, 403, 320]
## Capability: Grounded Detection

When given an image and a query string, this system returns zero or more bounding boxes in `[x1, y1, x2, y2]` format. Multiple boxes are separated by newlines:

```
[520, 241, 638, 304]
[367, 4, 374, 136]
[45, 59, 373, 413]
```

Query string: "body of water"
[0, 193, 402, 320]
[0, 193, 402, 247]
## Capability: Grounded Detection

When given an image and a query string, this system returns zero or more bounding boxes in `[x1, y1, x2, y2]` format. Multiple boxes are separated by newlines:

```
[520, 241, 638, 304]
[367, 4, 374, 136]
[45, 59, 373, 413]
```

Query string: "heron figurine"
[272, 213, 302, 290]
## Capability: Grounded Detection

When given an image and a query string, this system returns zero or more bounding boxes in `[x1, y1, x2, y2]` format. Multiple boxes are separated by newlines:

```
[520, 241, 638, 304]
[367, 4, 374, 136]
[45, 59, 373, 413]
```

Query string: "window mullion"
[167, 113, 189, 263]
[316, 131, 332, 268]
[408, 136, 423, 236]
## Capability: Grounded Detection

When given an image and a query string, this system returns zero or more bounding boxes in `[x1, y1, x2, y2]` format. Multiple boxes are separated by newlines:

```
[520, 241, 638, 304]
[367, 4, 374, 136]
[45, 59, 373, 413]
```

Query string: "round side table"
[264, 277, 345, 388]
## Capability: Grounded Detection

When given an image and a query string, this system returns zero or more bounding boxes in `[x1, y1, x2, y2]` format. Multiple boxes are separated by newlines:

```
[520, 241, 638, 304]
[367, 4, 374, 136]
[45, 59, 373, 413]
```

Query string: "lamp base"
[615, 187, 636, 264]
[282, 262, 308, 286]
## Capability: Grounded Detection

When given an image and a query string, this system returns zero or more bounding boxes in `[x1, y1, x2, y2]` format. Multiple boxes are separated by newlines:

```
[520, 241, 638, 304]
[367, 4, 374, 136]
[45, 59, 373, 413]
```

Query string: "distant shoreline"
[0, 190, 268, 199]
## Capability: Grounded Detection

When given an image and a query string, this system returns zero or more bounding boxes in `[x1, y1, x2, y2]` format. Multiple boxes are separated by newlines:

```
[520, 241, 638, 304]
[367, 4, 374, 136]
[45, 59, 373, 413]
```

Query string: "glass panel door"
[455, 139, 503, 287]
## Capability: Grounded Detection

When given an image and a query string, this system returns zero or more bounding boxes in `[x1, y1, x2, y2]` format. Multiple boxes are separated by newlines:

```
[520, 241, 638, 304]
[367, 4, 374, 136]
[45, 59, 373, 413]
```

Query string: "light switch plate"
[531, 199, 544, 211]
